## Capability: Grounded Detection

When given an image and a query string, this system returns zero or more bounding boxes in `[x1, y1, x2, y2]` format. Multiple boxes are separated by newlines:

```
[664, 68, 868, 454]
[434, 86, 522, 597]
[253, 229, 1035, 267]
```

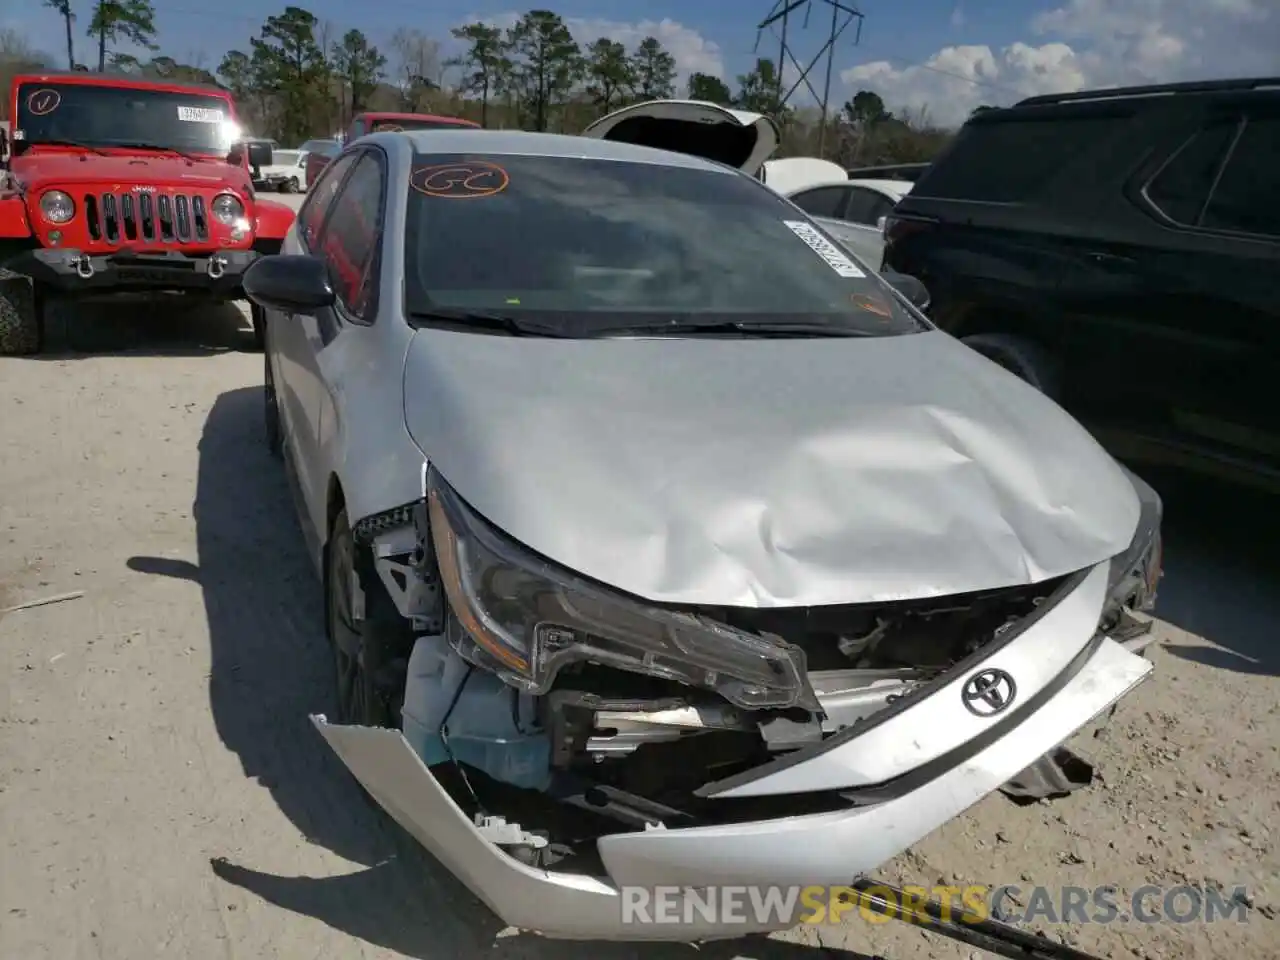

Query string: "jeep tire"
[0, 268, 41, 356]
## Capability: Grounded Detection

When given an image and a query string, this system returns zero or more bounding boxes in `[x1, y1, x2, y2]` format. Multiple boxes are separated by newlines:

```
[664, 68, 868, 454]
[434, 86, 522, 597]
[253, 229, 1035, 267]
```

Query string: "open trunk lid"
[581, 99, 779, 175]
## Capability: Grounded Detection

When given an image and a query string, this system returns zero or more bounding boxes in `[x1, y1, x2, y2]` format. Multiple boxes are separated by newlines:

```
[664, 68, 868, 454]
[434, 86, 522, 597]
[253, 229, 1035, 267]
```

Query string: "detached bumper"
[312, 562, 1153, 942]
[8, 247, 258, 297]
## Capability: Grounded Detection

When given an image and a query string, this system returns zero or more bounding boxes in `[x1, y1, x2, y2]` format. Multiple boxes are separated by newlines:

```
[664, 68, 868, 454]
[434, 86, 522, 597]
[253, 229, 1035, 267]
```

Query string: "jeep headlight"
[211, 193, 244, 225]
[40, 190, 75, 224]
[1106, 467, 1163, 613]
[426, 468, 816, 711]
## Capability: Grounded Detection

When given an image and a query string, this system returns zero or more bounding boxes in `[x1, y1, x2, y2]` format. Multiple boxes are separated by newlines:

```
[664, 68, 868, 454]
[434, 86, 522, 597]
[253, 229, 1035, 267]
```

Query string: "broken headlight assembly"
[425, 468, 818, 712]
[1105, 468, 1163, 614]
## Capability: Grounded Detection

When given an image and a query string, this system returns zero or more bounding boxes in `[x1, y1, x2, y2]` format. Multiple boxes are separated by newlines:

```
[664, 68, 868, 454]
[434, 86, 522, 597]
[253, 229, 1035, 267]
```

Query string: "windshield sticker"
[410, 162, 509, 199]
[26, 89, 61, 116]
[782, 220, 867, 278]
[373, 123, 404, 132]
[177, 106, 224, 123]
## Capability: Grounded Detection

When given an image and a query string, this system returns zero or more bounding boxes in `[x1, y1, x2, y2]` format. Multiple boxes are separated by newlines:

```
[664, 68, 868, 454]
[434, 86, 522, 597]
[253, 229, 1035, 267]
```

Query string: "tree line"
[4, 3, 953, 165]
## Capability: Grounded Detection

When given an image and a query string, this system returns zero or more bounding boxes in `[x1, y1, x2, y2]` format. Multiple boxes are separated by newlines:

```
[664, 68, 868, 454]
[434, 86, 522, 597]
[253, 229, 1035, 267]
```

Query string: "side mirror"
[881, 270, 931, 313]
[876, 215, 888, 233]
[243, 255, 335, 315]
[246, 140, 273, 170]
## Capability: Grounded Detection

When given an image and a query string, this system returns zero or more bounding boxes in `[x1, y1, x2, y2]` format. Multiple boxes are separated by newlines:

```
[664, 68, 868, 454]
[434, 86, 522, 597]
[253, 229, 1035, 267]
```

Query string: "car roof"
[394, 128, 736, 173]
[10, 69, 229, 97]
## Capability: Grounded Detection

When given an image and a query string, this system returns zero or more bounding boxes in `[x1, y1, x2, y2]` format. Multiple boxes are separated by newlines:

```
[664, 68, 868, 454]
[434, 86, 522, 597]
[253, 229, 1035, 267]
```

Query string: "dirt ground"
[1, 286, 1277, 959]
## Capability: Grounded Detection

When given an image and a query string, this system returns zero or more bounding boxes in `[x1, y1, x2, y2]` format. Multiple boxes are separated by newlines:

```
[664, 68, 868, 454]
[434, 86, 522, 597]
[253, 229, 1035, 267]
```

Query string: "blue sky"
[8, 0, 1278, 127]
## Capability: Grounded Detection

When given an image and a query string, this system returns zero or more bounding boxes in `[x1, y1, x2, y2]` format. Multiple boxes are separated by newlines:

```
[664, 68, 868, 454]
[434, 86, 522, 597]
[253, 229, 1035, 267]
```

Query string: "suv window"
[790, 186, 847, 218]
[914, 113, 1130, 203]
[299, 151, 358, 249]
[1202, 116, 1280, 237]
[318, 153, 384, 319]
[1145, 124, 1235, 226]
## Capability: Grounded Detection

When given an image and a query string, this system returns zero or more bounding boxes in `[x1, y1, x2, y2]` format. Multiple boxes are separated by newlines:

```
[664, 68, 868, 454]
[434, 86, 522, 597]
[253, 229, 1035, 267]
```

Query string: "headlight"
[211, 193, 244, 225]
[1106, 467, 1163, 612]
[40, 190, 75, 224]
[426, 469, 817, 711]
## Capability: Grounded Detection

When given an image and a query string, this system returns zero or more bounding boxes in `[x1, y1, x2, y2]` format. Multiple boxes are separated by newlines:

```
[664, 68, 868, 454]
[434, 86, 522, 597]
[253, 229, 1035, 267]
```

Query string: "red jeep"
[304, 110, 479, 189]
[0, 70, 295, 354]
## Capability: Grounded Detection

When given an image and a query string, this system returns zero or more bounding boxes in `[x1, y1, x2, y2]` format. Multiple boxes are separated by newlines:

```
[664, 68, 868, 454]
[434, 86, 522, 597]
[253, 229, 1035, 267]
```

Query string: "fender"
[254, 198, 296, 241]
[0, 197, 32, 240]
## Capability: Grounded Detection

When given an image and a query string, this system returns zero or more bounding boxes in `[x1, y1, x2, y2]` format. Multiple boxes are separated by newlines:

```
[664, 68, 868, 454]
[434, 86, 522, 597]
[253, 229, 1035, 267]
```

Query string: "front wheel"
[280, 177, 299, 194]
[0, 269, 42, 356]
[326, 510, 397, 727]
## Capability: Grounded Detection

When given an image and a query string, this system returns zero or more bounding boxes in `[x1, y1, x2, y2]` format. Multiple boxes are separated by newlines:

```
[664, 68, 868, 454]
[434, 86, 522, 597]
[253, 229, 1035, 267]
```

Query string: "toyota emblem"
[961, 668, 1017, 717]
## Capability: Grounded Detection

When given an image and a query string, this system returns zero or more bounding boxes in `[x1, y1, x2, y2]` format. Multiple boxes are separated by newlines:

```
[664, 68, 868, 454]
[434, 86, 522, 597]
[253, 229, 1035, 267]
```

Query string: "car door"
[271, 150, 360, 540]
[308, 150, 387, 533]
[1061, 108, 1280, 462]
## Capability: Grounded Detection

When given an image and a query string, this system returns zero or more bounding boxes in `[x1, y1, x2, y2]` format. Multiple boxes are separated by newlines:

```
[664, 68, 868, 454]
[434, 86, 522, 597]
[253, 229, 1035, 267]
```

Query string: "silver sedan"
[242, 125, 1162, 942]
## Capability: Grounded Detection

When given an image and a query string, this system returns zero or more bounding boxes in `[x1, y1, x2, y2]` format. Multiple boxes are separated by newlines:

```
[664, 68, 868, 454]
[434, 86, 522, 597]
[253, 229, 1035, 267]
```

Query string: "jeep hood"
[9, 152, 247, 191]
[581, 99, 779, 174]
[402, 328, 1140, 608]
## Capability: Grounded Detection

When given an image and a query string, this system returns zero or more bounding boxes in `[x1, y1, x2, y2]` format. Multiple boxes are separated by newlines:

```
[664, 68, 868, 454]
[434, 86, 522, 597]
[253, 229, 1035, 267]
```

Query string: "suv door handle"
[1086, 251, 1135, 266]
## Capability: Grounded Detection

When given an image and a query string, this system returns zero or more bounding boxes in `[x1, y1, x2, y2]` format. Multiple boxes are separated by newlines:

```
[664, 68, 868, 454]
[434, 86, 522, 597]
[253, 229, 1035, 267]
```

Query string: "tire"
[249, 302, 265, 351]
[0, 268, 41, 356]
[961, 332, 1061, 399]
[280, 177, 298, 194]
[325, 509, 398, 728]
[263, 345, 283, 458]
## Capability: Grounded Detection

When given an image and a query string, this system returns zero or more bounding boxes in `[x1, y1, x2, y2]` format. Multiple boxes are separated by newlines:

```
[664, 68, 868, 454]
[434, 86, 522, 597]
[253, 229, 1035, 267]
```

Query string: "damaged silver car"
[242, 115, 1163, 943]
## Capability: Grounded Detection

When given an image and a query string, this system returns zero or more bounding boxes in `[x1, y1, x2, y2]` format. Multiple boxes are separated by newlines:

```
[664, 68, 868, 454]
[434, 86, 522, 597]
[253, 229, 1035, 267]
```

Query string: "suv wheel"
[962, 332, 1060, 399]
[0, 269, 41, 356]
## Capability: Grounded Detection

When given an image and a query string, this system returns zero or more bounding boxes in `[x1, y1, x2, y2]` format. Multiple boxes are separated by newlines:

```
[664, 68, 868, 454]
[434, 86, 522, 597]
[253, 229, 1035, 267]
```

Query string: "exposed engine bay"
[346, 472, 1156, 871]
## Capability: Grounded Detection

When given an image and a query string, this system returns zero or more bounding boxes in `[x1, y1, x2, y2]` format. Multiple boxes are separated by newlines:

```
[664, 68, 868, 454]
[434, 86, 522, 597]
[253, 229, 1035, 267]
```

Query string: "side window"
[790, 186, 847, 219]
[843, 188, 891, 226]
[298, 152, 359, 250]
[1145, 123, 1235, 226]
[1201, 116, 1280, 237]
[318, 153, 385, 320]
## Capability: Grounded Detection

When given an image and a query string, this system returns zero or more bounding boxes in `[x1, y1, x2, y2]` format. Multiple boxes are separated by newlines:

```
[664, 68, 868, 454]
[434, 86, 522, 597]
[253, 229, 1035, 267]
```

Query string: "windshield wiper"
[406, 308, 571, 338]
[29, 138, 107, 156]
[108, 142, 209, 163]
[595, 319, 881, 338]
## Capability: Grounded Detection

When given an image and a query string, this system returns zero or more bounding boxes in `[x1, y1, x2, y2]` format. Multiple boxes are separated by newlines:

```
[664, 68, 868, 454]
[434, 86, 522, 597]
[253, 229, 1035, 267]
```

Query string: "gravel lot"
[1, 233, 1277, 958]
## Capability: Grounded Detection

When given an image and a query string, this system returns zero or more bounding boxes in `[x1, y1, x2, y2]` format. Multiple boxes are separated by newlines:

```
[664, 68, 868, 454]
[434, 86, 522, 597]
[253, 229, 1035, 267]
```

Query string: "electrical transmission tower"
[754, 0, 865, 156]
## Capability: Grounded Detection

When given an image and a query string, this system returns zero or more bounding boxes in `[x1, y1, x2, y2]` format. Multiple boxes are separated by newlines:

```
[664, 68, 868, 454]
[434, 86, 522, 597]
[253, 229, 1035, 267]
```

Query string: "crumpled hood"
[10, 153, 248, 192]
[403, 328, 1139, 607]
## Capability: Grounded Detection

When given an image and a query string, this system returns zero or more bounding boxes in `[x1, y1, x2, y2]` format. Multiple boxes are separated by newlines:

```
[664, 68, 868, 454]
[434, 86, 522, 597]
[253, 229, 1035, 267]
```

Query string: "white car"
[785, 177, 913, 269]
[257, 148, 307, 193]
[239, 106, 1161, 948]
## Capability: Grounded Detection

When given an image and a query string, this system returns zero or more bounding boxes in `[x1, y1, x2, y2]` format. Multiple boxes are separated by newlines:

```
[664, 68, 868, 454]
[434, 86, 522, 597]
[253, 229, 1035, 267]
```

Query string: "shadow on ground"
[1133, 464, 1280, 677]
[32, 296, 254, 357]
[126, 386, 880, 960]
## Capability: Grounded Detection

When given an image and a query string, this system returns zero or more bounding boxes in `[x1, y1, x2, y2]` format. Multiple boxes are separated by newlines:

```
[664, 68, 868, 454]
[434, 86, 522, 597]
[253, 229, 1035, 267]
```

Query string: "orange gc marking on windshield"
[410, 162, 509, 198]
[27, 88, 61, 116]
[374, 123, 404, 132]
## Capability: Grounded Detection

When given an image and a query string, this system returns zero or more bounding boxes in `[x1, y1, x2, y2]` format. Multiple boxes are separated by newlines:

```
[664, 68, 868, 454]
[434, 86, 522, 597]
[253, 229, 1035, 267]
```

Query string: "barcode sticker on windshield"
[782, 220, 866, 278]
[177, 106, 223, 123]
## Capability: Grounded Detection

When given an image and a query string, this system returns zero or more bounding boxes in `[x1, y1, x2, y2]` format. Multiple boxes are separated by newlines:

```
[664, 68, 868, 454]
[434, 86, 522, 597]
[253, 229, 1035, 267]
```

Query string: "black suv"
[883, 78, 1280, 487]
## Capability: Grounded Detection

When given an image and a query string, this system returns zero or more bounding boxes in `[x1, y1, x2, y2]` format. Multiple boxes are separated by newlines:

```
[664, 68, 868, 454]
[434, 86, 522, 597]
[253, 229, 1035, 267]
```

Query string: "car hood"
[10, 152, 247, 190]
[581, 99, 779, 175]
[402, 328, 1139, 608]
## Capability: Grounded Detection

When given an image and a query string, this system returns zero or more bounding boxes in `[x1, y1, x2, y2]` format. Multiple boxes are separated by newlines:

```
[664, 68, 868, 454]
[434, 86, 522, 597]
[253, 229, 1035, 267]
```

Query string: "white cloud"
[457, 12, 724, 85]
[840, 0, 1280, 128]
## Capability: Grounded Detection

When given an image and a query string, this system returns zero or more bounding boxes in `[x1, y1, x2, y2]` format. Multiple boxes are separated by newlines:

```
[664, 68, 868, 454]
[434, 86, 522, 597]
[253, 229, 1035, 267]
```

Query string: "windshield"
[403, 153, 926, 337]
[14, 82, 238, 154]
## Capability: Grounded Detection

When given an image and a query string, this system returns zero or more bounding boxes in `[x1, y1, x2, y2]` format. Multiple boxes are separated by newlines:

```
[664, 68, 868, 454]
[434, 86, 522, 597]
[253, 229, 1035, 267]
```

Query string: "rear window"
[402, 153, 924, 337]
[913, 112, 1131, 203]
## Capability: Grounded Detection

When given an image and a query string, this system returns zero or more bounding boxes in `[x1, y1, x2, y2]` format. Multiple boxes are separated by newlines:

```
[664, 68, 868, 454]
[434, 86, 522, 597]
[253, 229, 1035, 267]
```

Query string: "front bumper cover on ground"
[311, 562, 1154, 942]
[8, 247, 258, 297]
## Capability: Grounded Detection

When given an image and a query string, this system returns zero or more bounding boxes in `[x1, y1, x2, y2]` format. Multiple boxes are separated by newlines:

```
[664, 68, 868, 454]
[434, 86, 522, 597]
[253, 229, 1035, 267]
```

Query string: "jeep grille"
[83, 191, 210, 244]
